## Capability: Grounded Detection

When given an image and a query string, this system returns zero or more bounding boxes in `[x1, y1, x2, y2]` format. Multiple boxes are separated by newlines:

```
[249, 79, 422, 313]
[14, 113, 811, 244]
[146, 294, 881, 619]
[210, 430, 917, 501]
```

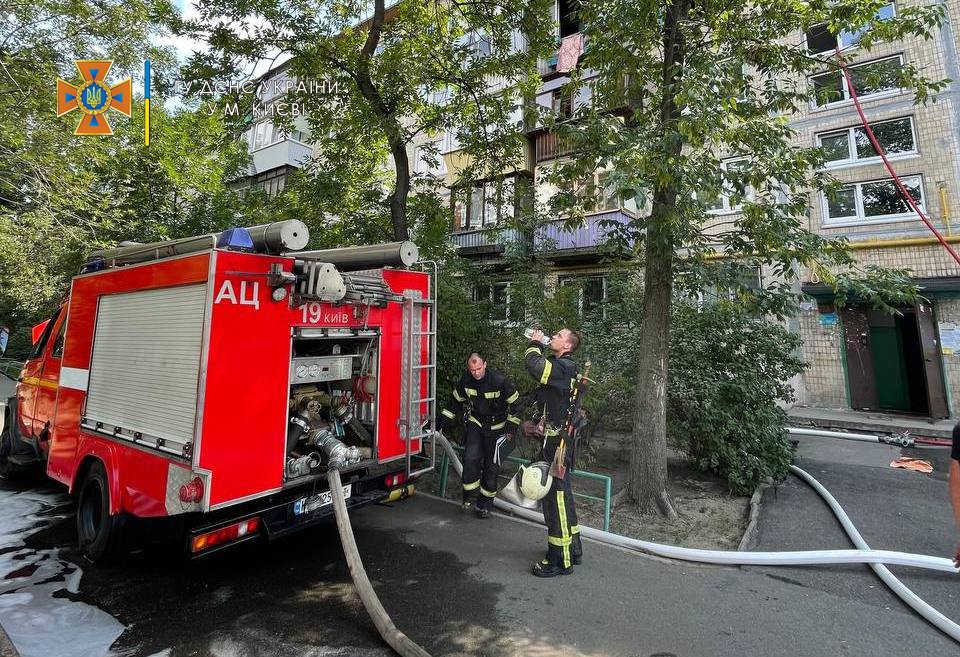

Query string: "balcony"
[535, 131, 576, 162]
[249, 139, 314, 175]
[450, 226, 526, 257]
[534, 210, 635, 260]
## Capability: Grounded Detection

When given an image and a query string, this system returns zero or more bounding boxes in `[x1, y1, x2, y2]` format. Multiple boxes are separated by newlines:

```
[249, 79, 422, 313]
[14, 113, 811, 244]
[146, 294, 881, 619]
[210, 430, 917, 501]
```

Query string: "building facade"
[443, 0, 960, 421]
[240, 1, 960, 420]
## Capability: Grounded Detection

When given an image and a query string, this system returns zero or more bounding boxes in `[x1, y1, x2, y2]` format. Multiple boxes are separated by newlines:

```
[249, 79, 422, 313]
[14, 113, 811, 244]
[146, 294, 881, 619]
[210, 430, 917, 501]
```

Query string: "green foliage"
[541, 0, 946, 309]
[669, 301, 806, 494]
[180, 0, 556, 241]
[0, 3, 253, 358]
[437, 264, 805, 494]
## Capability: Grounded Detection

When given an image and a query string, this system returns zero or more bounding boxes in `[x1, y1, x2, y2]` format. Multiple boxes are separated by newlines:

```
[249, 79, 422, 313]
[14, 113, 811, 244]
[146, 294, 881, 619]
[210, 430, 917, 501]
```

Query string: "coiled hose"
[433, 432, 960, 644]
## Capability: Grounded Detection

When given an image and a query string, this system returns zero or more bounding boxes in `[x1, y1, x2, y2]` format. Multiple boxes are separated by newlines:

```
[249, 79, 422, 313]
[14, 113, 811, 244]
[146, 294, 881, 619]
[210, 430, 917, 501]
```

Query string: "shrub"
[668, 300, 806, 494]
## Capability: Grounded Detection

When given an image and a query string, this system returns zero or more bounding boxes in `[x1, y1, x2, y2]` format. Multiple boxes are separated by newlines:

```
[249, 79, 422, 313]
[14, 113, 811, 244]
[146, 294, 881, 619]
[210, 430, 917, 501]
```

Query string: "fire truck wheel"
[77, 461, 123, 562]
[0, 414, 25, 479]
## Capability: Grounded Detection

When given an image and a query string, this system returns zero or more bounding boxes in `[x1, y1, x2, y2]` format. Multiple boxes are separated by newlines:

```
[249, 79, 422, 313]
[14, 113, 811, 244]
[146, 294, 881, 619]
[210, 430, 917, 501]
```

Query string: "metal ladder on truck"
[400, 260, 438, 479]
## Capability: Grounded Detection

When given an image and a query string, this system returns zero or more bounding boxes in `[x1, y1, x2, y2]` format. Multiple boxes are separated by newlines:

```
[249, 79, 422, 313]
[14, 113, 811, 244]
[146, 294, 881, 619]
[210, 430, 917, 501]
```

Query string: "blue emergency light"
[217, 227, 255, 252]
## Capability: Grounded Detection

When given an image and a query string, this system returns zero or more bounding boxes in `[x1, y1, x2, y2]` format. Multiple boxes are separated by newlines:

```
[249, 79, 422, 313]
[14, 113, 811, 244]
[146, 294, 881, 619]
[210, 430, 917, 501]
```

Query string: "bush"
[668, 300, 806, 494]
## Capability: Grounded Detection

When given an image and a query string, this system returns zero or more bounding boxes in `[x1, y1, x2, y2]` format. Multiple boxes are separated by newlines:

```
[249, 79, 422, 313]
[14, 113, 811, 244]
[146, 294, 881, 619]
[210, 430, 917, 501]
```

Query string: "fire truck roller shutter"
[84, 284, 207, 456]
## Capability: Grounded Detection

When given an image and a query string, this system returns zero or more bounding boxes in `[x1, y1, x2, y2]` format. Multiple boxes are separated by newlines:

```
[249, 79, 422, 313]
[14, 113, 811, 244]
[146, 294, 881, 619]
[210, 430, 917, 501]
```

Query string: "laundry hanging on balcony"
[557, 34, 585, 73]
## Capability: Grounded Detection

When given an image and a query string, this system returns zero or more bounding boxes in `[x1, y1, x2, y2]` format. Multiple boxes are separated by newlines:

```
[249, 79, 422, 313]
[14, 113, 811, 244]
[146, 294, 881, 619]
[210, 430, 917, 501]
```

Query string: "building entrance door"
[841, 304, 949, 418]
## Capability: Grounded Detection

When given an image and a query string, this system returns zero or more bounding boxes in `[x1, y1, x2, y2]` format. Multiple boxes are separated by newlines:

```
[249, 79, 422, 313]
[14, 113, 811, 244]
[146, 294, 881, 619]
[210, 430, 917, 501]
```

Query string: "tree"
[178, 0, 554, 242]
[0, 1, 250, 357]
[544, 0, 944, 516]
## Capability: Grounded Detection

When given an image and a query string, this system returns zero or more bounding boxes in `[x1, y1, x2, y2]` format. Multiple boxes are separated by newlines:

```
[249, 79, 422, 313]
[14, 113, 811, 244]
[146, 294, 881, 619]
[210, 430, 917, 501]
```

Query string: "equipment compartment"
[284, 331, 380, 484]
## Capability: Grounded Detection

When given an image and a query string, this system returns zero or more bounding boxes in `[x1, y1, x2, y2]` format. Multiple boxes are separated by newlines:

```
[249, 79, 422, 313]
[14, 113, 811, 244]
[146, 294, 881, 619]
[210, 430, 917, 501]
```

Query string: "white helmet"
[519, 462, 553, 501]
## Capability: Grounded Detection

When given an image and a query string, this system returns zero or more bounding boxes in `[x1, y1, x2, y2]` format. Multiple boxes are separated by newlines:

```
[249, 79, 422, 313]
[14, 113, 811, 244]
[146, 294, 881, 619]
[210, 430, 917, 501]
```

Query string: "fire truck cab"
[1, 222, 437, 561]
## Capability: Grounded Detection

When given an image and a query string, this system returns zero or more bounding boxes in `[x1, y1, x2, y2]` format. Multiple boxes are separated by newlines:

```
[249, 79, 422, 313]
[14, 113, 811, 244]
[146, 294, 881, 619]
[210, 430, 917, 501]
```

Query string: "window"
[558, 0, 581, 38]
[705, 158, 751, 214]
[559, 275, 617, 317]
[474, 282, 522, 322]
[453, 177, 520, 230]
[595, 172, 621, 212]
[810, 55, 903, 107]
[465, 30, 492, 60]
[822, 175, 924, 225]
[29, 307, 62, 360]
[255, 169, 287, 197]
[52, 319, 66, 358]
[805, 3, 895, 54]
[253, 121, 267, 150]
[413, 144, 446, 177]
[576, 171, 623, 213]
[552, 87, 574, 120]
[441, 127, 461, 154]
[699, 267, 762, 307]
[817, 117, 916, 167]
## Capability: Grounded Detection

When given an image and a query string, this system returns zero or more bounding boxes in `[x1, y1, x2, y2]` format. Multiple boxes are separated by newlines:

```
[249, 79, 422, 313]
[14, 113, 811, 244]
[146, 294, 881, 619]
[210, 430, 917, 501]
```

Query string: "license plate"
[293, 485, 352, 516]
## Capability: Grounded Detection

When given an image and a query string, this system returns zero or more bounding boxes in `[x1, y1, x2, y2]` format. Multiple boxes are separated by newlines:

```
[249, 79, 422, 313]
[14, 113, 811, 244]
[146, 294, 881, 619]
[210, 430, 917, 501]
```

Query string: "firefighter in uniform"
[437, 352, 523, 518]
[525, 328, 583, 577]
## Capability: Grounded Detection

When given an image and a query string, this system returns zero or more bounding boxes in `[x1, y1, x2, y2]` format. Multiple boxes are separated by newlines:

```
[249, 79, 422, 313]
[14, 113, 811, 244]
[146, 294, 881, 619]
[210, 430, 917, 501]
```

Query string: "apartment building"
[436, 0, 960, 423]
[232, 63, 314, 197]
[789, 0, 960, 420]
[236, 1, 960, 421]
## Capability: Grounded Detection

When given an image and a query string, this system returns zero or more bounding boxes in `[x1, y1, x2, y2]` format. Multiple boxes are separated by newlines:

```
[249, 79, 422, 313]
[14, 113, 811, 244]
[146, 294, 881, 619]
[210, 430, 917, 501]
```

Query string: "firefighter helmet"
[519, 462, 553, 501]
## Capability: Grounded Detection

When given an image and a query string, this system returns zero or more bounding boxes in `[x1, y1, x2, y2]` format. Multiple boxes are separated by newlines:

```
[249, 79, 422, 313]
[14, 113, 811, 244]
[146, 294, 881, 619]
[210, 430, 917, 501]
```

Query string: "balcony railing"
[450, 226, 524, 255]
[249, 139, 314, 175]
[534, 210, 634, 255]
[535, 131, 576, 161]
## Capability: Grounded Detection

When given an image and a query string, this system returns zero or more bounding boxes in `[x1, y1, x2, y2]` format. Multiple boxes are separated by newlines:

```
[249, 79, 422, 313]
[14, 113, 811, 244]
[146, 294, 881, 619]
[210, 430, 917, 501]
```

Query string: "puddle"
[0, 486, 126, 657]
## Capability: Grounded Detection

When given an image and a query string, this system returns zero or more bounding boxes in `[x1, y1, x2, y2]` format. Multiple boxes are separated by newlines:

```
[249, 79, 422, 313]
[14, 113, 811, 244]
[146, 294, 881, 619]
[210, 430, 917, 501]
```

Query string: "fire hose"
[327, 468, 432, 657]
[432, 432, 960, 644]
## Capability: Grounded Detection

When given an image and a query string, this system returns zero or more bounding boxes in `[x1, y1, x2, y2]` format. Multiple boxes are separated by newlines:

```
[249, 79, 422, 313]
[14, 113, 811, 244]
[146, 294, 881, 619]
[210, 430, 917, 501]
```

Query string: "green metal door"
[870, 322, 910, 411]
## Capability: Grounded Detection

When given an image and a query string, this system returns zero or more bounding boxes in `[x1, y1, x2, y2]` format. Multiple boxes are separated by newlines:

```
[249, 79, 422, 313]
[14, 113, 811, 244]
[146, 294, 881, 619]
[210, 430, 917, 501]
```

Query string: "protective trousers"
[540, 436, 583, 568]
[461, 424, 502, 510]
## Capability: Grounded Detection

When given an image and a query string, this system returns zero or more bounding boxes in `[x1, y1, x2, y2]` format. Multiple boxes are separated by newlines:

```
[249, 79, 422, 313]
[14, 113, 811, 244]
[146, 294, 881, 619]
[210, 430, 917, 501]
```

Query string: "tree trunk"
[351, 0, 410, 242]
[629, 201, 677, 518]
[627, 0, 691, 519]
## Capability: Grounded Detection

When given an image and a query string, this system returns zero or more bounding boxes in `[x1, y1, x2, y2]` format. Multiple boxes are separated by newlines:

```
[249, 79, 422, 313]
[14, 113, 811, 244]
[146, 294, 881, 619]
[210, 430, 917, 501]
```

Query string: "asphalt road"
[0, 445, 958, 657]
[749, 435, 960, 647]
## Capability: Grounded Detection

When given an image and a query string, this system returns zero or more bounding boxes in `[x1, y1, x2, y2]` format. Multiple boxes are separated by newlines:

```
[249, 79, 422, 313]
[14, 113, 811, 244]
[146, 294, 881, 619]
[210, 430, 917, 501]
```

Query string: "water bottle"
[524, 328, 552, 346]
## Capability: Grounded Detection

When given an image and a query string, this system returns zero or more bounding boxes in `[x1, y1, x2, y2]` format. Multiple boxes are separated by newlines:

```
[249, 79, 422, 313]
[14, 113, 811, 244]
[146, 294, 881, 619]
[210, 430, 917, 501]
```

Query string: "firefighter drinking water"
[525, 328, 584, 577]
[437, 352, 522, 519]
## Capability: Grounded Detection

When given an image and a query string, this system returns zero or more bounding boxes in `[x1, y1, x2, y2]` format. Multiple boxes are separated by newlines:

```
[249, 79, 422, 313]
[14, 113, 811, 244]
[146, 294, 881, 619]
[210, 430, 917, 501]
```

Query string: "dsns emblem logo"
[57, 60, 131, 135]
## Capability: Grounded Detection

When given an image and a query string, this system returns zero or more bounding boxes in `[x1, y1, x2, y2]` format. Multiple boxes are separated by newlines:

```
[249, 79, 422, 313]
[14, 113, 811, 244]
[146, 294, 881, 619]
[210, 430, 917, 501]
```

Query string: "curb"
[737, 479, 770, 551]
[0, 622, 19, 657]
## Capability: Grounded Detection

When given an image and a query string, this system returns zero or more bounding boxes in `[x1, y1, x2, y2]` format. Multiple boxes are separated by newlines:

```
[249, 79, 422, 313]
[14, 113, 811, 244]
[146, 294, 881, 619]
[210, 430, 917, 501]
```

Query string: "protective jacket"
[438, 369, 522, 433]
[439, 367, 522, 511]
[524, 341, 578, 436]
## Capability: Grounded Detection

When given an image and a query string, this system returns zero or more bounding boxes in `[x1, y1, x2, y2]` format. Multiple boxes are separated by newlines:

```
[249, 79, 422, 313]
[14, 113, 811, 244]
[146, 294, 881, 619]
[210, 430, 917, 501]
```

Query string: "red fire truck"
[0, 222, 437, 561]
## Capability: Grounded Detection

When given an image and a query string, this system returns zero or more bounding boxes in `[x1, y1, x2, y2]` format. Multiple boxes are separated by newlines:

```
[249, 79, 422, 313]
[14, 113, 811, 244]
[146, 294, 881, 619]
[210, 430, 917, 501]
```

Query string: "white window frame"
[809, 54, 904, 109]
[804, 3, 896, 55]
[817, 116, 918, 169]
[454, 176, 519, 230]
[821, 174, 925, 227]
[705, 157, 753, 215]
